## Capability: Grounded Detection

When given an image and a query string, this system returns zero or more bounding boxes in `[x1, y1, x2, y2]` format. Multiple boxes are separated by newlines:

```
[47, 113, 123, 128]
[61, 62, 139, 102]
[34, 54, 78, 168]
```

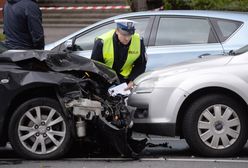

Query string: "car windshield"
[229, 44, 248, 56]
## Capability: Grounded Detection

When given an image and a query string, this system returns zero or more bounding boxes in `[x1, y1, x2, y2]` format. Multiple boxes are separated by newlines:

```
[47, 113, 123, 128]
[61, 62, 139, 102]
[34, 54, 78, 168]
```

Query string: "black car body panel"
[0, 50, 118, 83]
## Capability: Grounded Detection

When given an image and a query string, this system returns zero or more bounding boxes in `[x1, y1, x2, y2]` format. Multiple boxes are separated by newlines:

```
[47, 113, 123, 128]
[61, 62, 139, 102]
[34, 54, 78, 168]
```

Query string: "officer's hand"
[125, 81, 134, 91]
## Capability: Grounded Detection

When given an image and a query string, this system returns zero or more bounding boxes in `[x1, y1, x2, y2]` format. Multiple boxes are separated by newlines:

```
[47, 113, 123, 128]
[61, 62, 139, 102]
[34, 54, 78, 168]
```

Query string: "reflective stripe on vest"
[98, 30, 140, 78]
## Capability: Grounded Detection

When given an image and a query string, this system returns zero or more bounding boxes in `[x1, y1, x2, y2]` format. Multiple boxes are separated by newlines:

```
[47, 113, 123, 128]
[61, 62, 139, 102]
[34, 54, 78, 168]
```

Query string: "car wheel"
[9, 97, 72, 159]
[183, 94, 248, 157]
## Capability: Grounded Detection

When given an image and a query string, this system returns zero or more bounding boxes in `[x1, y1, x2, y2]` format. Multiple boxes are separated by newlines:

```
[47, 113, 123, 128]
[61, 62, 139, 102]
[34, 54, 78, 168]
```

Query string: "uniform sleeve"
[26, 2, 45, 49]
[128, 38, 147, 81]
[91, 39, 104, 63]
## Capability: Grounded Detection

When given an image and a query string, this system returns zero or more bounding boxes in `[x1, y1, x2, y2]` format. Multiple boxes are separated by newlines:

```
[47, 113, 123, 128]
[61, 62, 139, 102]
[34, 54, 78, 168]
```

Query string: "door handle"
[198, 53, 210, 58]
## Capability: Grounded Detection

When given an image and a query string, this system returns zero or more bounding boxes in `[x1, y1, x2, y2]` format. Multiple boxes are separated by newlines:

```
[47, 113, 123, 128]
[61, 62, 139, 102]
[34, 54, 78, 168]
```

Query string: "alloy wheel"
[18, 106, 66, 154]
[197, 104, 241, 149]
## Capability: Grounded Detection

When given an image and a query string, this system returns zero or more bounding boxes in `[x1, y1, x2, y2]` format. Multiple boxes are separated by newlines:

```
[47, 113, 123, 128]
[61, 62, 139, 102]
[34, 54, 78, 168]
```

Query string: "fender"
[178, 73, 248, 104]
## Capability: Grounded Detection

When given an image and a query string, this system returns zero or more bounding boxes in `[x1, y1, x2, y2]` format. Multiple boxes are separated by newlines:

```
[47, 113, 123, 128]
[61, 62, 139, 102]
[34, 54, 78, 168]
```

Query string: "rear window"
[211, 18, 243, 42]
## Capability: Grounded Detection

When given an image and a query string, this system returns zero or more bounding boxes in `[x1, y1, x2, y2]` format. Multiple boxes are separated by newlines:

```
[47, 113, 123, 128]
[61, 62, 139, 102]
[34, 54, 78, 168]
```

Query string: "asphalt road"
[1, 137, 248, 168]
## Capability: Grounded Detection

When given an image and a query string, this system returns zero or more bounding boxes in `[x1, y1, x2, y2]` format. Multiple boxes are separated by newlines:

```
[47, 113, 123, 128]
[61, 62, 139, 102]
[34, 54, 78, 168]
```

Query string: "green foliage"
[164, 0, 190, 10]
[127, 0, 132, 4]
[163, 0, 248, 11]
[189, 0, 248, 11]
[189, 0, 218, 10]
[0, 33, 5, 42]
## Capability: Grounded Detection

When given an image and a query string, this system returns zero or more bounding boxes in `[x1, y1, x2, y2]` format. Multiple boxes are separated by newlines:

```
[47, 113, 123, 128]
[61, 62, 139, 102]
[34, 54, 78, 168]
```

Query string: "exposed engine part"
[64, 86, 139, 155]
[76, 118, 86, 138]
[100, 95, 132, 129]
[66, 98, 102, 138]
[66, 98, 102, 120]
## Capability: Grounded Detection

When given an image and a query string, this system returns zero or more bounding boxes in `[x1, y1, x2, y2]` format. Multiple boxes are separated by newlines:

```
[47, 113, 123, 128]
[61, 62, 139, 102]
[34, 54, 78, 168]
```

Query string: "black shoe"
[129, 138, 147, 153]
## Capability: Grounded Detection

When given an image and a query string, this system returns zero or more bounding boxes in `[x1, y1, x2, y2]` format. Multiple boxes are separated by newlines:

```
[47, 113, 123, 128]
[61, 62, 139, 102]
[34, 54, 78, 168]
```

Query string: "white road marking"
[1, 157, 248, 163]
[163, 158, 248, 163]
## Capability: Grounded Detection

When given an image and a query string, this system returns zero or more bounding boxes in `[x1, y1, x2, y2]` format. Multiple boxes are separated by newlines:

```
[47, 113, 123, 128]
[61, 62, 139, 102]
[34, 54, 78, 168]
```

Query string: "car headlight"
[134, 78, 157, 94]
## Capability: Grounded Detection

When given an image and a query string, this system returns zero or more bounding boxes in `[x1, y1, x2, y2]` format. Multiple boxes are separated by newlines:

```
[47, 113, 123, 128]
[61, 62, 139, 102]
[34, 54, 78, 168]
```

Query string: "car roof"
[119, 10, 248, 21]
[45, 10, 248, 50]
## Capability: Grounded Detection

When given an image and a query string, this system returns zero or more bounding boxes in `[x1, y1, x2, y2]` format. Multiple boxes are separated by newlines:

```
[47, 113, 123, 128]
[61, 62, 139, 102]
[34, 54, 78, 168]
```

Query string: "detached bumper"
[97, 116, 133, 156]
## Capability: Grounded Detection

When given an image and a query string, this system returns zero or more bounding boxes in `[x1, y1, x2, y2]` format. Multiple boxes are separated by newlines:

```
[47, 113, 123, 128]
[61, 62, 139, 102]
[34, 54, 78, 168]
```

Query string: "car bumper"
[128, 87, 188, 136]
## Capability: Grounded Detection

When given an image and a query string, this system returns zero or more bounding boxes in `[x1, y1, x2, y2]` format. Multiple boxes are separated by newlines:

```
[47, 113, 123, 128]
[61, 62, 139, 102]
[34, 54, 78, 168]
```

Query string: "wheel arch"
[1, 85, 60, 146]
[176, 86, 248, 137]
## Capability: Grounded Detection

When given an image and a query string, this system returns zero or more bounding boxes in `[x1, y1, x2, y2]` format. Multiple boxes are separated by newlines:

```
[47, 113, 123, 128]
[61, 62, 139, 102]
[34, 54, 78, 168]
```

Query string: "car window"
[155, 17, 217, 46]
[73, 17, 150, 51]
[74, 22, 116, 51]
[131, 18, 150, 39]
[211, 19, 242, 42]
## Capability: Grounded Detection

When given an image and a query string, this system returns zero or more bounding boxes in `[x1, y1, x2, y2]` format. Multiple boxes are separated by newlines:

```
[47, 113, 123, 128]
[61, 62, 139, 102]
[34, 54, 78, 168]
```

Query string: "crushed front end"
[64, 91, 134, 156]
[42, 51, 139, 156]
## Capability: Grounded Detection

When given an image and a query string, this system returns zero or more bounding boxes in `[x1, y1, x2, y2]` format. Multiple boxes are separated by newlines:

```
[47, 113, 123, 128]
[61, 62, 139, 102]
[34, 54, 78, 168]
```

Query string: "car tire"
[8, 97, 72, 159]
[183, 94, 248, 157]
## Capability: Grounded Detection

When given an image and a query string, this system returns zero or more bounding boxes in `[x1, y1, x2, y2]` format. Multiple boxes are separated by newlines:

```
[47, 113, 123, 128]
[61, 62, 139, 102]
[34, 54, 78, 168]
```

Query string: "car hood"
[135, 55, 233, 84]
[0, 50, 118, 84]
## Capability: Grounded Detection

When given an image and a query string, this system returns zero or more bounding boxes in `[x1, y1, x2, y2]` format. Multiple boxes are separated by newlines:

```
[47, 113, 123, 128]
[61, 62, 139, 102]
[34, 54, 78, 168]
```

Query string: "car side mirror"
[64, 39, 73, 50]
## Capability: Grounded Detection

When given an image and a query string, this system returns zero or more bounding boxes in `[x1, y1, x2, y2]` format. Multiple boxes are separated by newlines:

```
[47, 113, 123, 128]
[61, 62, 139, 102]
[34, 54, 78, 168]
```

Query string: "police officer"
[91, 19, 147, 154]
[91, 19, 147, 90]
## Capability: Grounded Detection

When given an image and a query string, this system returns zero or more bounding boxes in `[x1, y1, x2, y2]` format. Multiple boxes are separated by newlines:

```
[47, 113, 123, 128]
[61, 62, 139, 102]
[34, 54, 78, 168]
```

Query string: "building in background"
[37, 0, 129, 28]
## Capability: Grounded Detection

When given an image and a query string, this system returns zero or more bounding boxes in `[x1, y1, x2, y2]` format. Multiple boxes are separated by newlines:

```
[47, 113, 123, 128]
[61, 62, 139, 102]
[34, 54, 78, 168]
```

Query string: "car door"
[146, 16, 224, 71]
[60, 16, 153, 59]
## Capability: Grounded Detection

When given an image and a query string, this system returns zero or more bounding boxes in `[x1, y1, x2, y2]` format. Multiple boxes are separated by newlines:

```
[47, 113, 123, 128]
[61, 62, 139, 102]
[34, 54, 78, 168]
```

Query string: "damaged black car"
[0, 50, 144, 159]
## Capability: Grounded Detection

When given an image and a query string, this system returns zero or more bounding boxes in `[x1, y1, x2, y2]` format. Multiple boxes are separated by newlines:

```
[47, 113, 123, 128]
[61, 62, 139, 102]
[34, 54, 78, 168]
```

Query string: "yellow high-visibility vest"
[98, 30, 140, 78]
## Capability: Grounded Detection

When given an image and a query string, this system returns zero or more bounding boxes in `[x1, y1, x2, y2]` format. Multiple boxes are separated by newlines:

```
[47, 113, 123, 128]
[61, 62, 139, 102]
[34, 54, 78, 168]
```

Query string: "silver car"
[45, 10, 248, 71]
[128, 45, 248, 157]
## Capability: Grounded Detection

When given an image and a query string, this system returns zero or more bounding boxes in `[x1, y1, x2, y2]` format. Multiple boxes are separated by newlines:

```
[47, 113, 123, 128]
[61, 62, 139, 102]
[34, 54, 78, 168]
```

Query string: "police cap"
[114, 19, 137, 35]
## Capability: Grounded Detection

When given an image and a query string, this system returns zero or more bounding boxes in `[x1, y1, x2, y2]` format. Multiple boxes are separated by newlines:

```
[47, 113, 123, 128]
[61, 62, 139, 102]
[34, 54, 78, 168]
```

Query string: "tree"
[128, 0, 164, 11]
[163, 0, 248, 11]
[164, 0, 190, 10]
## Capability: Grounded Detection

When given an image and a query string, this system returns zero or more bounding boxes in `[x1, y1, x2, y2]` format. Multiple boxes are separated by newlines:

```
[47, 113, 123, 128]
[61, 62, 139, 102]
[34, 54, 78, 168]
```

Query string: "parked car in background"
[128, 45, 248, 157]
[46, 10, 248, 70]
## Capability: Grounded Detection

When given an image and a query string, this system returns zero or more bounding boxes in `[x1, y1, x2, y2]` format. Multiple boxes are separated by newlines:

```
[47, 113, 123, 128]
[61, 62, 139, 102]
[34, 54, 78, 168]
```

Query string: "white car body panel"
[128, 48, 248, 137]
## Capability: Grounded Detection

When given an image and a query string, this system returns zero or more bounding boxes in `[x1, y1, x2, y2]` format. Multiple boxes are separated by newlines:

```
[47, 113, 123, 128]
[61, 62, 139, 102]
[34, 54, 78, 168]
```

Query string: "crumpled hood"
[0, 50, 119, 84]
[135, 55, 234, 84]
